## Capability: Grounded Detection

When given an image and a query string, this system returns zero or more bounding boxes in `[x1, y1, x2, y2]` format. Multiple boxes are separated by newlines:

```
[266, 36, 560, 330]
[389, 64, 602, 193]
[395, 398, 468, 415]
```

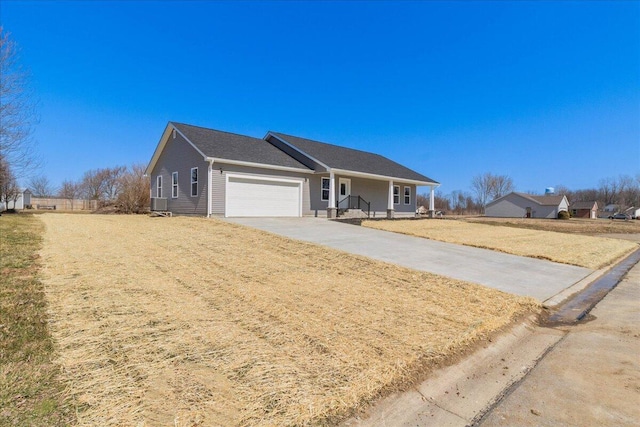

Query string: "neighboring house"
[0, 189, 31, 211]
[145, 122, 439, 218]
[571, 201, 598, 219]
[624, 207, 640, 219]
[603, 204, 618, 213]
[485, 192, 569, 219]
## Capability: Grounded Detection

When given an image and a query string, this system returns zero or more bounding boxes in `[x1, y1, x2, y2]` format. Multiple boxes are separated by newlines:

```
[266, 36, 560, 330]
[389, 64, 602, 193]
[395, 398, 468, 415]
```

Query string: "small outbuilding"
[485, 192, 569, 219]
[571, 201, 598, 219]
[0, 189, 31, 211]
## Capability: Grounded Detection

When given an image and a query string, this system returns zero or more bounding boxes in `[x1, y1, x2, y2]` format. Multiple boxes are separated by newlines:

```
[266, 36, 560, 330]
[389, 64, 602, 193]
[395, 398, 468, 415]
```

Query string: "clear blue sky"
[2, 0, 639, 195]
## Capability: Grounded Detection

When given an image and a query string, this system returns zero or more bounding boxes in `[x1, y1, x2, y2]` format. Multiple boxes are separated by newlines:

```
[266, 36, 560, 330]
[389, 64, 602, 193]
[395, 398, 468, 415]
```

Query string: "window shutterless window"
[393, 185, 400, 204]
[190, 167, 198, 197]
[321, 177, 330, 201]
[404, 186, 411, 205]
[156, 175, 162, 198]
[171, 172, 178, 198]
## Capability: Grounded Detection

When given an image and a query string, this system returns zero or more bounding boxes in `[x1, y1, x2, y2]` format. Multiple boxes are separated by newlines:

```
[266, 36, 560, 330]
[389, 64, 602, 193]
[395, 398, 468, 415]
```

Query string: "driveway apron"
[224, 217, 592, 301]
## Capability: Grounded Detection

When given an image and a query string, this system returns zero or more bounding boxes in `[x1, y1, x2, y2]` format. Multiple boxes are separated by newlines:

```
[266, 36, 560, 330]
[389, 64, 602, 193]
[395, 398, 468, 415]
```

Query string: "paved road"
[225, 217, 591, 301]
[480, 261, 640, 426]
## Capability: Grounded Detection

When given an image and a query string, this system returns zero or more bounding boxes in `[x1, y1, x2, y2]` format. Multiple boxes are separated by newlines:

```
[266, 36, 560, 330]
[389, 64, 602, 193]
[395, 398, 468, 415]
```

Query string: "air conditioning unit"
[150, 198, 167, 211]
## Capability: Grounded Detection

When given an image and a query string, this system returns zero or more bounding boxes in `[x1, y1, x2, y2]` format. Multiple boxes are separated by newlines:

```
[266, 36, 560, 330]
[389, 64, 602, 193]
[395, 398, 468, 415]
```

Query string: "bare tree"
[471, 172, 514, 213]
[598, 177, 618, 206]
[58, 180, 80, 210]
[80, 167, 126, 205]
[80, 168, 108, 202]
[0, 27, 40, 178]
[471, 173, 493, 213]
[0, 159, 19, 211]
[116, 164, 150, 214]
[490, 175, 514, 199]
[102, 166, 126, 203]
[27, 175, 55, 197]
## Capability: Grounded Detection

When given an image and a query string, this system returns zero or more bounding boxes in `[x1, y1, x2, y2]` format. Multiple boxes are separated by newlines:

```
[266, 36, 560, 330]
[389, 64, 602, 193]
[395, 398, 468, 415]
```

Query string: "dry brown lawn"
[466, 217, 640, 235]
[37, 214, 537, 426]
[363, 219, 638, 269]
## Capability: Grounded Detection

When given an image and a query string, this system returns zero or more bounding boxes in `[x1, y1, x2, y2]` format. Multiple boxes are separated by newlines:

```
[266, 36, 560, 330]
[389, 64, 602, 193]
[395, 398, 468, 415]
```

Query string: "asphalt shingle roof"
[270, 132, 439, 184]
[515, 192, 567, 206]
[172, 122, 311, 170]
[571, 201, 597, 209]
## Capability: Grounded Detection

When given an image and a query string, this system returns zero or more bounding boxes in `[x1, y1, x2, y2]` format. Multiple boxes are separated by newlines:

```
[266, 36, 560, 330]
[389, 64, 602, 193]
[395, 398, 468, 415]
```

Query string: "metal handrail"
[337, 195, 370, 218]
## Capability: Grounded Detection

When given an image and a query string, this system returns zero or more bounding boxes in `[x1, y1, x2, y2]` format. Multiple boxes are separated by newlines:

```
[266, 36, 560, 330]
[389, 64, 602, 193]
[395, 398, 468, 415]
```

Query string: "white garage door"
[226, 175, 302, 217]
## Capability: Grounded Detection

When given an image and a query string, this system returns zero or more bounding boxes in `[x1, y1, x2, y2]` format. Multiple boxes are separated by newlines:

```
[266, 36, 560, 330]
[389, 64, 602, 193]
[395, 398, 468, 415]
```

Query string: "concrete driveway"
[225, 217, 592, 301]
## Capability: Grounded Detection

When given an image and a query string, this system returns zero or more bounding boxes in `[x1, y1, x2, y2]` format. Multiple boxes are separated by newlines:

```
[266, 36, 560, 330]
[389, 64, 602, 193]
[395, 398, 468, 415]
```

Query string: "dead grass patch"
[363, 219, 638, 270]
[466, 217, 640, 235]
[0, 214, 75, 426]
[37, 214, 537, 426]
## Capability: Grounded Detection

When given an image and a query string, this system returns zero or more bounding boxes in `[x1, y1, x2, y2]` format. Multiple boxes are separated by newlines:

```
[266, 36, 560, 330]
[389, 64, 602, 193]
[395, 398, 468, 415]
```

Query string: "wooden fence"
[28, 197, 98, 211]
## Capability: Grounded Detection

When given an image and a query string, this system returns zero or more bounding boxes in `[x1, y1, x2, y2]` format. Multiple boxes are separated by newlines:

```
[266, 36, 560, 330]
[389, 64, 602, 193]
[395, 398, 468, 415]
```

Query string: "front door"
[338, 178, 351, 207]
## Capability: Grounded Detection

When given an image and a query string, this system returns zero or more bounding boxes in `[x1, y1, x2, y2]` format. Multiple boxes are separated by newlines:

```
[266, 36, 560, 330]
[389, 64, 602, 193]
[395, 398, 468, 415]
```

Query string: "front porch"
[323, 171, 436, 219]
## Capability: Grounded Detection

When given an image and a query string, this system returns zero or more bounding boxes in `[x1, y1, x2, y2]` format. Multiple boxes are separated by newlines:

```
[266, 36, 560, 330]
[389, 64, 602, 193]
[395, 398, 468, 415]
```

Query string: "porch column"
[327, 171, 337, 218]
[429, 185, 435, 218]
[387, 180, 394, 219]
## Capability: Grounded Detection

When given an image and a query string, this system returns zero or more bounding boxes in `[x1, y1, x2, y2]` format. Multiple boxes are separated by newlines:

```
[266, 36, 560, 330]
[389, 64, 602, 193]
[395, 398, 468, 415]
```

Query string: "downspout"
[207, 159, 214, 218]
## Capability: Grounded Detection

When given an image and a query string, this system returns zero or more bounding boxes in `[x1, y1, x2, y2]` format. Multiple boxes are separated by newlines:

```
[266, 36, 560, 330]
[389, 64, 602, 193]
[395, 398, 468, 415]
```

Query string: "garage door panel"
[226, 176, 301, 217]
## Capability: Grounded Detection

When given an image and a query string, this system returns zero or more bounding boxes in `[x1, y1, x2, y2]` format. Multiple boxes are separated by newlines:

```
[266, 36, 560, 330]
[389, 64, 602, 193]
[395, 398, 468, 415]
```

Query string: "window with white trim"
[404, 186, 411, 205]
[171, 172, 178, 198]
[156, 175, 162, 198]
[190, 167, 198, 197]
[393, 185, 400, 204]
[321, 177, 330, 201]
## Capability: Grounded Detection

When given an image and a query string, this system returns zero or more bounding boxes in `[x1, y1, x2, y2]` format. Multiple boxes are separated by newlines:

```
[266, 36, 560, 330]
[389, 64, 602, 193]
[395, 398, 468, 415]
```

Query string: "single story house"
[0, 189, 31, 211]
[485, 192, 569, 219]
[624, 207, 640, 219]
[570, 201, 598, 219]
[145, 122, 439, 218]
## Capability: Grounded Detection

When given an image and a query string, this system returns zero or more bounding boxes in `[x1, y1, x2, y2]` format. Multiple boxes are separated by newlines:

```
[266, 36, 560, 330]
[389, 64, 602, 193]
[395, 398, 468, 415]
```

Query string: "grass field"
[0, 214, 75, 426]
[466, 216, 640, 235]
[362, 219, 638, 269]
[33, 213, 537, 426]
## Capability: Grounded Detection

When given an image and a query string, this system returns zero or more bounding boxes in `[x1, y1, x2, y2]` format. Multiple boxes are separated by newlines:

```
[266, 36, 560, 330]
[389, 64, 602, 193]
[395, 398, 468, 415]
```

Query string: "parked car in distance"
[609, 213, 630, 220]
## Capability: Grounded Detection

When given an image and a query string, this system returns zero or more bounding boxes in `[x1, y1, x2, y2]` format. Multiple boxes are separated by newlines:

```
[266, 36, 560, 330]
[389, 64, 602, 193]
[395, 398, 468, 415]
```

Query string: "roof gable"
[268, 132, 438, 184]
[173, 123, 310, 170]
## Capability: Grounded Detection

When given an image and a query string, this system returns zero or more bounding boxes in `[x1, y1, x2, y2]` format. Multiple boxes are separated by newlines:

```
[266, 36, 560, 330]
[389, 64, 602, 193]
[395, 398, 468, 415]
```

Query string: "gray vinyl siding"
[150, 132, 209, 215]
[209, 162, 311, 216]
[210, 170, 226, 215]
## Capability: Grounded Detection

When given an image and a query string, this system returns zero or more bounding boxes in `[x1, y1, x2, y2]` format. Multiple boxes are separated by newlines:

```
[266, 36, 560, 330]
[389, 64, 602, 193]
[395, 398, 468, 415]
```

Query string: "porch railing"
[337, 195, 370, 218]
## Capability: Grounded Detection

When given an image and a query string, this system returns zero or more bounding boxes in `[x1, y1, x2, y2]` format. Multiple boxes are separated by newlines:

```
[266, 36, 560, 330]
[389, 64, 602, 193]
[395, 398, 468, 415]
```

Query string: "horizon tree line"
[418, 173, 640, 215]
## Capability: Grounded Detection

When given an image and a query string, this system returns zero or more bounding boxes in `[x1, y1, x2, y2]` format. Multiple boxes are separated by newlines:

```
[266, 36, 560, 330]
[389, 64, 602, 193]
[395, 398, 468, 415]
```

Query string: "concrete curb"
[341, 317, 566, 427]
[543, 247, 640, 308]
[542, 268, 608, 308]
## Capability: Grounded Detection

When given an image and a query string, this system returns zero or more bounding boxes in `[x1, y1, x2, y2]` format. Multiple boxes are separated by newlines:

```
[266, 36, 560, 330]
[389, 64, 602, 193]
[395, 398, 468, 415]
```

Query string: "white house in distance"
[0, 189, 31, 211]
[485, 192, 569, 219]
